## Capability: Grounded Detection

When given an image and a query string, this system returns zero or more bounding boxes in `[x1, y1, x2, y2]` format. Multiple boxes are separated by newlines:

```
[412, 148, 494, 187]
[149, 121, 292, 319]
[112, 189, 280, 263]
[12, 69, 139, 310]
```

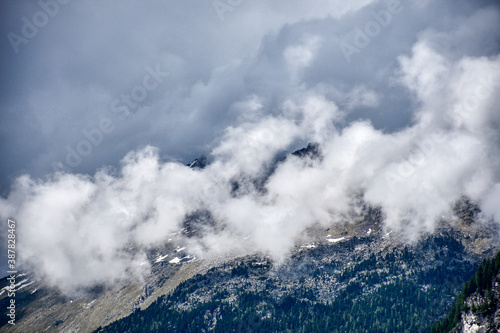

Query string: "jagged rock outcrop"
[449, 275, 500, 333]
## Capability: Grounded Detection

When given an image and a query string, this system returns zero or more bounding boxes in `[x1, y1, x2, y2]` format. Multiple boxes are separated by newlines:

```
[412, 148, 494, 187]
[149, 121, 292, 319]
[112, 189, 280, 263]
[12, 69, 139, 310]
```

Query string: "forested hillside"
[432, 250, 500, 333]
[97, 231, 484, 333]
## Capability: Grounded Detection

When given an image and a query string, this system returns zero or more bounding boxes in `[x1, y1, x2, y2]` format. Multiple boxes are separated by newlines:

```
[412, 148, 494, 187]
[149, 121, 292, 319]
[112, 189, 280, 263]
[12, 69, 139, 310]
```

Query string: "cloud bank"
[1, 0, 500, 293]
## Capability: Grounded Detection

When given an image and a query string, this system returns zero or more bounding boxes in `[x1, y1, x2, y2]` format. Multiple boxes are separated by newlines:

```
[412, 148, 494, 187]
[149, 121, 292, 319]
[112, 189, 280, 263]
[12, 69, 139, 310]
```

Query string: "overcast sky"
[1, 0, 496, 195]
[1, 0, 499, 291]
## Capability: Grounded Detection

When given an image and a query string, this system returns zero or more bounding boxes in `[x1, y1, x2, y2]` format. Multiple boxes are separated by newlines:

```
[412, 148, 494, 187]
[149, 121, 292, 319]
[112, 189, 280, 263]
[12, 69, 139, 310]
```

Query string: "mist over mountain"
[0, 11, 499, 333]
[1, 0, 500, 297]
[2, 199, 498, 332]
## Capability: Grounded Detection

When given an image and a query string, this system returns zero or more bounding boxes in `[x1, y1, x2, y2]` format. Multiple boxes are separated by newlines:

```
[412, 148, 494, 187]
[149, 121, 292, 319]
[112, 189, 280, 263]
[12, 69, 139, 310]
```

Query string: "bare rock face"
[458, 308, 500, 333]
[461, 311, 487, 333]
[450, 278, 500, 333]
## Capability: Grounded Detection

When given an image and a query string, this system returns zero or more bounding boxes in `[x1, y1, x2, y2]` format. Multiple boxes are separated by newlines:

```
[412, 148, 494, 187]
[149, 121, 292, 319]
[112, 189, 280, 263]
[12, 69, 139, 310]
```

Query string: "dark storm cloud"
[0, 0, 380, 193]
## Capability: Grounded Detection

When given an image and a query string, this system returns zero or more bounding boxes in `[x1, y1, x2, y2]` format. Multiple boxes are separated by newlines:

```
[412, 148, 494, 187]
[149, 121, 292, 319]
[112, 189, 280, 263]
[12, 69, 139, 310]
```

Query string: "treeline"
[97, 238, 477, 333]
[97, 277, 470, 333]
[430, 250, 500, 333]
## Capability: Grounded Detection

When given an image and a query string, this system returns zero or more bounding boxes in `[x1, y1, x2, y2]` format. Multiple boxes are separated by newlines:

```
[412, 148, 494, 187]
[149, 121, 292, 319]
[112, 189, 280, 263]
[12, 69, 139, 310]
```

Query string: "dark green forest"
[97, 234, 484, 333]
[431, 250, 500, 333]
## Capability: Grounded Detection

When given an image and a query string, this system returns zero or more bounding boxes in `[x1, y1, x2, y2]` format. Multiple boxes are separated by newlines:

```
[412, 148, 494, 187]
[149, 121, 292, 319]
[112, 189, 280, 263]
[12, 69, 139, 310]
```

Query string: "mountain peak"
[291, 142, 321, 160]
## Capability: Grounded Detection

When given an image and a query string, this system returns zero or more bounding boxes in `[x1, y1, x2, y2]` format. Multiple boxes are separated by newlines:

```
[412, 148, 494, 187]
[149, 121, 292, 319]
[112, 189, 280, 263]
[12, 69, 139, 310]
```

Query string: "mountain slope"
[1, 147, 499, 333]
[432, 251, 500, 333]
[97, 218, 499, 333]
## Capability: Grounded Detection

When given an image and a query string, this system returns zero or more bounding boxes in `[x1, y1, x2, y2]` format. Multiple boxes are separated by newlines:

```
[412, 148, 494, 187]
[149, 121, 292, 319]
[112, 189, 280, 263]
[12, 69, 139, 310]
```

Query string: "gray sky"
[1, 0, 500, 290]
[1, 0, 496, 195]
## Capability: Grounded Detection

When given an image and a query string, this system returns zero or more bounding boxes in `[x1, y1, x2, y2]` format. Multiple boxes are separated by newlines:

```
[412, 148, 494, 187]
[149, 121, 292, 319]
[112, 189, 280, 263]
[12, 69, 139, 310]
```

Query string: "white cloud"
[1, 0, 500, 294]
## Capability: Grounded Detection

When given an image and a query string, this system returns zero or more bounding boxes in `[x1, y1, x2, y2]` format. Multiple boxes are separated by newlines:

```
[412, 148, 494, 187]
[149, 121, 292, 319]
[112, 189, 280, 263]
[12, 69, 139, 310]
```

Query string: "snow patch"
[169, 257, 181, 264]
[327, 237, 345, 243]
[83, 300, 96, 309]
[154, 254, 169, 263]
[16, 280, 34, 291]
